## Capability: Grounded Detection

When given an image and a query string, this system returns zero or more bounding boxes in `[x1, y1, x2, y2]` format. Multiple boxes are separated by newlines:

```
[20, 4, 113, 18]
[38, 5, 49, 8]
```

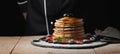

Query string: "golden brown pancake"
[52, 17, 85, 40]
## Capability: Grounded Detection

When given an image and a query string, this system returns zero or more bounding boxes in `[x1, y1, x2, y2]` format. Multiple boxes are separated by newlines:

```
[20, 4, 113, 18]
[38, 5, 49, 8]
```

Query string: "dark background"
[0, 0, 25, 35]
[0, 0, 119, 35]
[79, 0, 120, 34]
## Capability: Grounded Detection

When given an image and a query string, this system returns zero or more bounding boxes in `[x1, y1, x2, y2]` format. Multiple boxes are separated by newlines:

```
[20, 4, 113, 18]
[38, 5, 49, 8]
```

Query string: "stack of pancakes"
[52, 17, 85, 40]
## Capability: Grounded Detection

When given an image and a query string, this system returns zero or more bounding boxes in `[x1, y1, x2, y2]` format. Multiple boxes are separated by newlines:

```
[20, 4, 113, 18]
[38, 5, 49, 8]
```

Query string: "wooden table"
[0, 36, 120, 54]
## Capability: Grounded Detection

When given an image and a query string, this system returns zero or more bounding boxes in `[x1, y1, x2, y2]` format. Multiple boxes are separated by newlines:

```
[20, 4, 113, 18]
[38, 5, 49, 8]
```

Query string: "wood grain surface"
[0, 36, 20, 54]
[0, 36, 120, 54]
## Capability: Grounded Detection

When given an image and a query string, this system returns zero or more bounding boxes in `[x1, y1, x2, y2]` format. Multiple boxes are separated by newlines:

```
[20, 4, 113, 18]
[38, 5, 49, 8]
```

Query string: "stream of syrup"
[44, 0, 50, 36]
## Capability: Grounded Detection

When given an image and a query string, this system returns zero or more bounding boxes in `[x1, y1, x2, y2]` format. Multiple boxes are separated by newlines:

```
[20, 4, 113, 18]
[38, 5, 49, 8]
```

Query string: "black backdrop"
[79, 0, 120, 34]
[0, 0, 25, 35]
[0, 0, 119, 35]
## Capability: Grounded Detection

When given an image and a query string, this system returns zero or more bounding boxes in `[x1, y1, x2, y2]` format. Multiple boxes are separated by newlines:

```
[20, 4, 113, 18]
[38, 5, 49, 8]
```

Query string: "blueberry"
[90, 37, 95, 41]
[53, 40, 58, 44]
[63, 13, 73, 17]
[68, 39, 74, 44]
[83, 39, 90, 43]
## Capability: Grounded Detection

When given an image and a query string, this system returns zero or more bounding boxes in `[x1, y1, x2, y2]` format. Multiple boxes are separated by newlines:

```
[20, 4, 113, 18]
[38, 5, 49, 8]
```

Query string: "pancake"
[53, 27, 84, 31]
[55, 17, 84, 27]
[52, 16, 85, 40]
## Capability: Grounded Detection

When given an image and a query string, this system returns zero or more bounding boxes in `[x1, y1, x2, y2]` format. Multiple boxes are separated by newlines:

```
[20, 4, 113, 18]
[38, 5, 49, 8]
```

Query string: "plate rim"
[31, 40, 108, 49]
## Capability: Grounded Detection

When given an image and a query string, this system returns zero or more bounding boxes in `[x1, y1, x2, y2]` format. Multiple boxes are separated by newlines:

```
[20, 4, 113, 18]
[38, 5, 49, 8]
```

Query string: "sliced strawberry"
[59, 42, 68, 44]
[41, 37, 46, 41]
[75, 40, 83, 44]
[48, 39, 53, 43]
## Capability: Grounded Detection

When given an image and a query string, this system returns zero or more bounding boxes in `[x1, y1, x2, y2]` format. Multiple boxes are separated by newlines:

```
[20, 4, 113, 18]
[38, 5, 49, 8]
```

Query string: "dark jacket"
[25, 0, 84, 35]
[0, 0, 25, 35]
[21, 0, 119, 35]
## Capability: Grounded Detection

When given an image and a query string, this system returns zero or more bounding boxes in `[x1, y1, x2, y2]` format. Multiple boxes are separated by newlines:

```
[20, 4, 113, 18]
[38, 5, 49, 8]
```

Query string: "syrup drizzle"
[44, 0, 50, 36]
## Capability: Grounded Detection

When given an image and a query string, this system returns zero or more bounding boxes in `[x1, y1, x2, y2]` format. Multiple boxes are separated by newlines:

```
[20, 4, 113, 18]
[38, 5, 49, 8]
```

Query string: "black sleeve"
[17, 0, 27, 12]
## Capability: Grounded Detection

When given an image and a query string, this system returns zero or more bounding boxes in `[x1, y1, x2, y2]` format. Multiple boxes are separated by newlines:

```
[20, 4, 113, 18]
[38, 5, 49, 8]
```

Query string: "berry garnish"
[90, 37, 95, 41]
[68, 39, 74, 44]
[75, 40, 83, 44]
[45, 37, 50, 42]
[53, 40, 58, 44]
[83, 39, 90, 43]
